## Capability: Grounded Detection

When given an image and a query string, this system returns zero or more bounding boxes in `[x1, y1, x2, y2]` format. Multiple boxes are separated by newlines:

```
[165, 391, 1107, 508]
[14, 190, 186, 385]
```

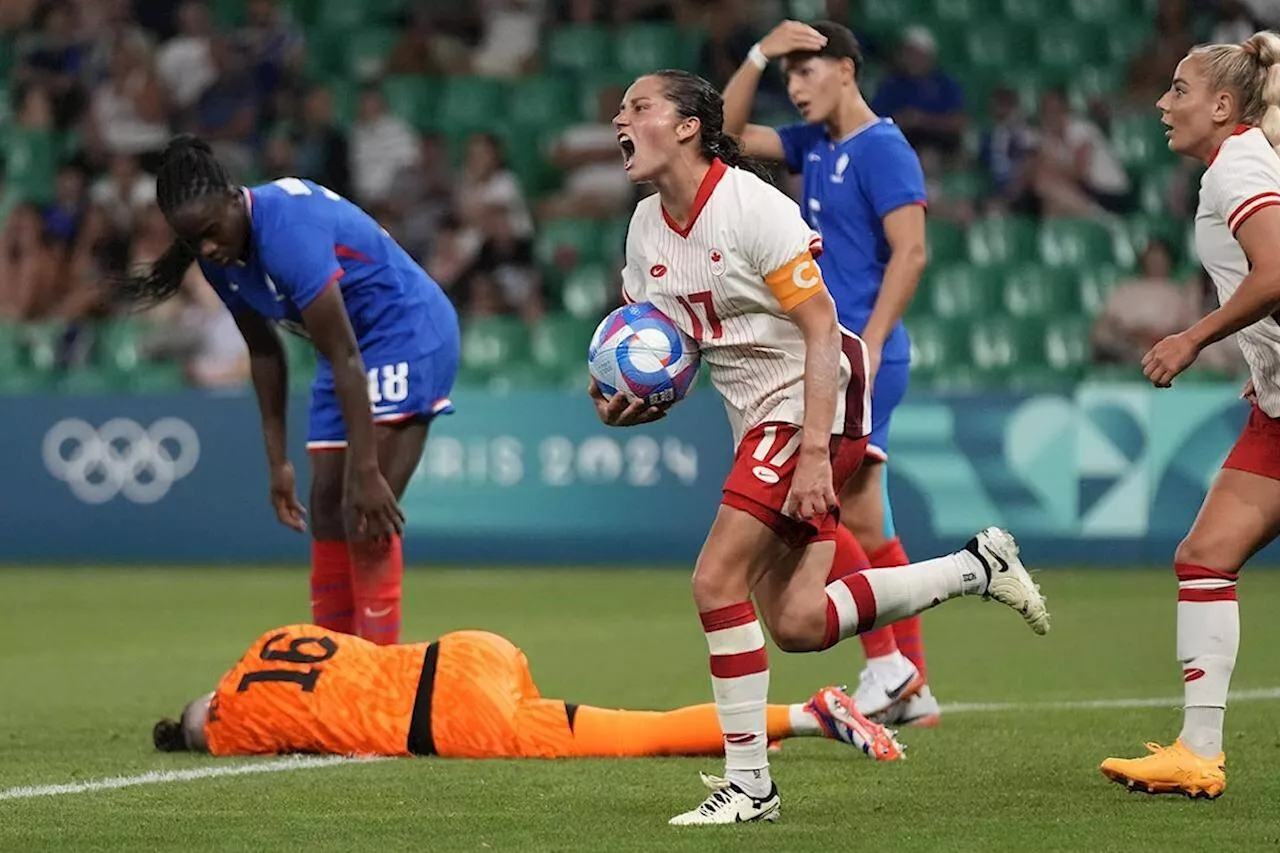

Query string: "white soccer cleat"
[805, 685, 905, 760]
[851, 657, 924, 720]
[967, 527, 1050, 635]
[883, 684, 942, 728]
[668, 772, 781, 826]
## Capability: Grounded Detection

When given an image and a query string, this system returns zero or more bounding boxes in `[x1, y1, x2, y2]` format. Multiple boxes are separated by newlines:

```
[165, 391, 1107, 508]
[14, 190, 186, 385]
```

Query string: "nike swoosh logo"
[364, 606, 393, 618]
[991, 549, 1009, 573]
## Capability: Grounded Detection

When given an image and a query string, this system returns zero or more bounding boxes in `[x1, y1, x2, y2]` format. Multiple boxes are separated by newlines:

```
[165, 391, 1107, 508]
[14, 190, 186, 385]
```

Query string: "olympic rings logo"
[42, 418, 201, 504]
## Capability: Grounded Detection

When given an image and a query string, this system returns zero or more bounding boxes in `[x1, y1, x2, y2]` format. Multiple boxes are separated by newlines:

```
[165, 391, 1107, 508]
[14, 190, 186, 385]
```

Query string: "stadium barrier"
[1, 383, 1271, 566]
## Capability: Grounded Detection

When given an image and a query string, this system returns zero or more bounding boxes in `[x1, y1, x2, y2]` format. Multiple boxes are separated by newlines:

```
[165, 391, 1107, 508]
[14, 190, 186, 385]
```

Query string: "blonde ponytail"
[1246, 31, 1280, 145]
[1191, 30, 1280, 143]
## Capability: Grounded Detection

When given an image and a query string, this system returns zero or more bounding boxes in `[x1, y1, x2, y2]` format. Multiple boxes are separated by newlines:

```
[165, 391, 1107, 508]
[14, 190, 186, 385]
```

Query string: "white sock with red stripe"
[824, 528, 985, 644]
[701, 601, 771, 798]
[1175, 562, 1240, 759]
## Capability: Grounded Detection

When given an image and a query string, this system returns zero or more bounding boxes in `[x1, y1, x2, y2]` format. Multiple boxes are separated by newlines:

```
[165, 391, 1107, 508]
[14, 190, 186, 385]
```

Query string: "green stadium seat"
[1113, 214, 1184, 269]
[926, 220, 966, 265]
[939, 170, 990, 202]
[907, 316, 966, 377]
[209, 0, 247, 27]
[21, 322, 63, 373]
[1034, 24, 1107, 71]
[616, 24, 699, 77]
[437, 77, 508, 132]
[860, 0, 914, 35]
[1001, 266, 1080, 318]
[484, 361, 565, 393]
[316, 0, 373, 29]
[1110, 113, 1172, 168]
[345, 27, 397, 81]
[969, 316, 1044, 370]
[381, 76, 438, 132]
[124, 363, 186, 394]
[963, 22, 1018, 70]
[546, 26, 612, 74]
[1037, 218, 1115, 269]
[1077, 264, 1122, 315]
[966, 217, 1037, 267]
[1043, 314, 1092, 374]
[1069, 0, 1138, 22]
[599, 217, 629, 265]
[97, 319, 144, 373]
[926, 364, 984, 390]
[282, 332, 318, 392]
[1067, 65, 1122, 112]
[928, 263, 1000, 319]
[1001, 0, 1052, 22]
[1004, 365, 1078, 390]
[536, 218, 605, 270]
[932, 0, 1000, 24]
[507, 76, 582, 132]
[58, 365, 125, 395]
[1106, 27, 1148, 64]
[460, 317, 530, 376]
[0, 321, 21, 371]
[559, 265, 615, 320]
[304, 30, 347, 81]
[3, 130, 59, 204]
[531, 313, 598, 373]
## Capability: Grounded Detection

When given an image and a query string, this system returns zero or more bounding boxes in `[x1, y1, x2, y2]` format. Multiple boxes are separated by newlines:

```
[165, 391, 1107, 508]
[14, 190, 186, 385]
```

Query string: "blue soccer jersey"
[776, 118, 926, 465]
[199, 177, 460, 447]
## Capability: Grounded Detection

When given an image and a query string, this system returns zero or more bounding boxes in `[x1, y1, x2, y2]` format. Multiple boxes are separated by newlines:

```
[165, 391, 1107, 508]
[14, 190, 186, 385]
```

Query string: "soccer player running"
[154, 624, 896, 760]
[595, 69, 1048, 825]
[720, 20, 938, 726]
[116, 136, 460, 646]
[1101, 31, 1280, 800]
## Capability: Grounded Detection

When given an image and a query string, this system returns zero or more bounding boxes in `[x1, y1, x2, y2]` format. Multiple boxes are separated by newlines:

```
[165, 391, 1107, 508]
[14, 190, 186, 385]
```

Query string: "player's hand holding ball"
[783, 448, 838, 521]
[269, 461, 308, 532]
[587, 302, 700, 428]
[1142, 331, 1200, 388]
[758, 20, 828, 60]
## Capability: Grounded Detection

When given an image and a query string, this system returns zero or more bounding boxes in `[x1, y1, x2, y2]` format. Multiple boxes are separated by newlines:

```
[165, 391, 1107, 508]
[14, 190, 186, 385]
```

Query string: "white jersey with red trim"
[621, 160, 870, 446]
[1197, 126, 1280, 417]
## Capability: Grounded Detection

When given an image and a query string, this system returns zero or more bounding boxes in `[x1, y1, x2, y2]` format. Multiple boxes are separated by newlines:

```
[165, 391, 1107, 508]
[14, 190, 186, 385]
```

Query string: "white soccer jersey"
[621, 160, 870, 446]
[1196, 126, 1280, 416]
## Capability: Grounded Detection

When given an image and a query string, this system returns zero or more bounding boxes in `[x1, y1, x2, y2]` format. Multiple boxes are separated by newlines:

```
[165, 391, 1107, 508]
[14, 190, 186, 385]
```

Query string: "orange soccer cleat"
[1100, 739, 1227, 799]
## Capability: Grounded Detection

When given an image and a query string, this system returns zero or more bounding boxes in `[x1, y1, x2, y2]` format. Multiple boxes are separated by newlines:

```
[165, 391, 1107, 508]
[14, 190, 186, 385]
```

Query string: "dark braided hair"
[113, 135, 233, 310]
[152, 717, 188, 752]
[649, 69, 773, 182]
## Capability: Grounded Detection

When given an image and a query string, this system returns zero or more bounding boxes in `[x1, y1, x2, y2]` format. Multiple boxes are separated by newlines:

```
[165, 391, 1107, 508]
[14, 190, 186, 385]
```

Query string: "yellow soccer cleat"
[1100, 739, 1227, 799]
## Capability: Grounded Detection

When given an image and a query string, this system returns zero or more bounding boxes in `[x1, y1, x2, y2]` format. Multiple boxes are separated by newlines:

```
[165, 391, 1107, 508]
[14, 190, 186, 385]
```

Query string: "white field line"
[4, 687, 1280, 802]
[941, 686, 1280, 714]
[0, 754, 385, 802]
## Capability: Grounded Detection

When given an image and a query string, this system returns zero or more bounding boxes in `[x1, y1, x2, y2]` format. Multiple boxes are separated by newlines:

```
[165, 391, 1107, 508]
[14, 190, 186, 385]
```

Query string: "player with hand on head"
[599, 69, 1048, 825]
[154, 623, 901, 762]
[115, 136, 460, 646]
[719, 20, 937, 727]
[1101, 31, 1280, 799]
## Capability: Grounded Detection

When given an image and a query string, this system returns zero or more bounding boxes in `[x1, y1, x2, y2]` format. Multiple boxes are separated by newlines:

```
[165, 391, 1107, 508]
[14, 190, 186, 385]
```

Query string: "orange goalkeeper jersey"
[204, 624, 431, 757]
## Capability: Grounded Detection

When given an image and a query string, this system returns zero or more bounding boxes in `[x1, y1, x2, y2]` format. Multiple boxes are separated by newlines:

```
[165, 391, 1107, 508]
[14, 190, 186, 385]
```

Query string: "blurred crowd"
[0, 0, 1267, 388]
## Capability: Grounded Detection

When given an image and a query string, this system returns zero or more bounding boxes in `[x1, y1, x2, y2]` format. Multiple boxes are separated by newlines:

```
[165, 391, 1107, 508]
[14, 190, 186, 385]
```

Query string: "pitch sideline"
[4, 687, 1279, 802]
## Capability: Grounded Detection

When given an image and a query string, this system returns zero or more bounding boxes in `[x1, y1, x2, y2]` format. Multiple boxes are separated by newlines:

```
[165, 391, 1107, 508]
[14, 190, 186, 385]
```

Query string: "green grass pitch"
[3, 566, 1280, 852]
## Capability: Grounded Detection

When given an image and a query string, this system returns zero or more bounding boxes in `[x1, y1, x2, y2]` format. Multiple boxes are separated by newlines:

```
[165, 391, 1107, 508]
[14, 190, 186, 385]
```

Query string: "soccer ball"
[588, 302, 700, 407]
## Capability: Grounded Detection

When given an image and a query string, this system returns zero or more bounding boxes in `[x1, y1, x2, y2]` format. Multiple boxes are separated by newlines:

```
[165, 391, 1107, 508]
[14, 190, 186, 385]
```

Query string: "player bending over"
[1101, 31, 1280, 800]
[596, 69, 1049, 825]
[153, 624, 901, 762]
[721, 20, 937, 726]
[115, 136, 461, 646]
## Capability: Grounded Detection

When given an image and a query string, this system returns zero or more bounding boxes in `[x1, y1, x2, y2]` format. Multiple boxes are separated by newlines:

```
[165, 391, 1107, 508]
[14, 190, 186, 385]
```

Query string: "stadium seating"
[0, 3, 1197, 394]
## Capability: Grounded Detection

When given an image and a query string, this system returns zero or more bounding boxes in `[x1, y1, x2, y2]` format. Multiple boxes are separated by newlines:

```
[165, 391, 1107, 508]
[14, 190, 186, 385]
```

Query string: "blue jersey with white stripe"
[776, 118, 926, 363]
[198, 177, 456, 359]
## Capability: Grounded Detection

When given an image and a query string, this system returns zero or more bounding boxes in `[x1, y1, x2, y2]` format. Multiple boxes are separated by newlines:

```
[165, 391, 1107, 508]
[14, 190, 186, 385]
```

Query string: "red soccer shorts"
[1223, 404, 1280, 480]
[722, 422, 869, 549]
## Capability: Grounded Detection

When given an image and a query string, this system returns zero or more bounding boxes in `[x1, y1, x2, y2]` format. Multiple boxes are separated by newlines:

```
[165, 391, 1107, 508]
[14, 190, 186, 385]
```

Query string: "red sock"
[874, 538, 927, 681]
[349, 534, 404, 645]
[822, 525, 878, 649]
[310, 540, 354, 634]
[840, 529, 897, 659]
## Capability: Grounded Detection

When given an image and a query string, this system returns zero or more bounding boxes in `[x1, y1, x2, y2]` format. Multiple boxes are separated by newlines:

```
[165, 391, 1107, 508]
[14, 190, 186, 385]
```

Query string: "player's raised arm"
[722, 21, 827, 161]
[232, 309, 306, 533]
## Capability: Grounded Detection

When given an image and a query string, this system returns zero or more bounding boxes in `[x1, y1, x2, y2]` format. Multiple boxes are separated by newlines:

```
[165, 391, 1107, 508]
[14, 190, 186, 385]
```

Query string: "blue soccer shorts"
[307, 344, 459, 450]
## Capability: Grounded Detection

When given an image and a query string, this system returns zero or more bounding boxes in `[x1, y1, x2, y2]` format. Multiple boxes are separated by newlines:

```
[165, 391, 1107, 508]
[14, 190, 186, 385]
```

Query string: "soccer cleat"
[1099, 740, 1227, 799]
[852, 657, 924, 719]
[966, 527, 1051, 635]
[883, 684, 942, 728]
[668, 773, 781, 825]
[805, 685, 905, 761]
